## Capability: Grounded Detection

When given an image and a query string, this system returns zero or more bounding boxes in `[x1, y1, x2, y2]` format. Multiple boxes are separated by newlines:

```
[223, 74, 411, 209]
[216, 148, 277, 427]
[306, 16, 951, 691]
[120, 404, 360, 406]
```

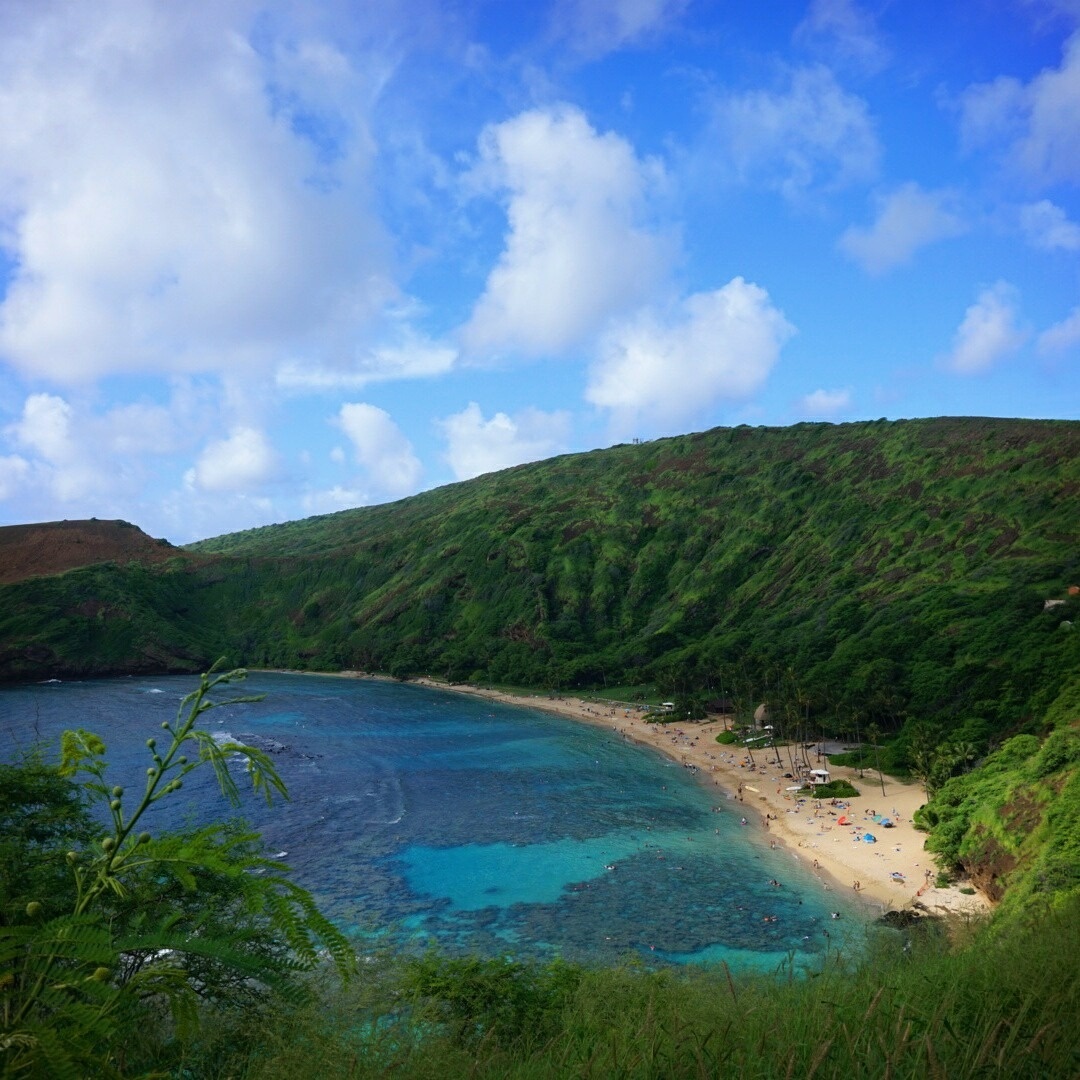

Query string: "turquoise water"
[0, 672, 864, 968]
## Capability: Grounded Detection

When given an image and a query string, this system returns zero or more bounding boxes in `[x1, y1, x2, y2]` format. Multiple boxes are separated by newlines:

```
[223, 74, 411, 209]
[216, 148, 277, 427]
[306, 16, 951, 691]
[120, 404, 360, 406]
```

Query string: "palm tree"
[851, 707, 865, 779]
[866, 722, 886, 797]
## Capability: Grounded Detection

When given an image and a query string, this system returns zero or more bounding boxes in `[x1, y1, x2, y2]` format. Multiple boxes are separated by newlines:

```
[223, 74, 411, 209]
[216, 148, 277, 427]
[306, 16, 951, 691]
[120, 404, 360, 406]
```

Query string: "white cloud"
[794, 0, 889, 74]
[710, 65, 879, 199]
[585, 278, 795, 433]
[839, 183, 966, 274]
[334, 403, 421, 495]
[550, 0, 688, 59]
[8, 393, 76, 463]
[945, 283, 1028, 374]
[959, 31, 1080, 186]
[438, 402, 572, 481]
[5, 393, 109, 502]
[276, 330, 457, 390]
[301, 485, 368, 515]
[0, 1, 390, 384]
[461, 104, 674, 358]
[1, 385, 223, 516]
[1038, 305, 1080, 353]
[0, 455, 30, 500]
[798, 388, 852, 417]
[1019, 200, 1080, 251]
[186, 427, 281, 493]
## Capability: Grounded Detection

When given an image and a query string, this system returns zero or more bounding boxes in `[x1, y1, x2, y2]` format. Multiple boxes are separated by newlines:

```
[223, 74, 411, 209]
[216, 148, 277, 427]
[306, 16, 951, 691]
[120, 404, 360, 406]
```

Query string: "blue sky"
[0, 0, 1077, 543]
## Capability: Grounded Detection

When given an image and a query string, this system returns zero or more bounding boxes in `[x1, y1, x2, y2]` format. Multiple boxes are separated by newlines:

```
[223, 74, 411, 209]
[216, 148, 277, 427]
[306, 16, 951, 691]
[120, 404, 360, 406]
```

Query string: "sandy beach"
[400, 677, 991, 920]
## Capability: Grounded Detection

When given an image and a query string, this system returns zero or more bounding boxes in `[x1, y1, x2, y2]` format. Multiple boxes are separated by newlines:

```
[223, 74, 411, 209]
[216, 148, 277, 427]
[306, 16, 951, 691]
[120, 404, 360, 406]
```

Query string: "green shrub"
[800, 779, 860, 798]
[1032, 727, 1080, 778]
[400, 953, 583, 1050]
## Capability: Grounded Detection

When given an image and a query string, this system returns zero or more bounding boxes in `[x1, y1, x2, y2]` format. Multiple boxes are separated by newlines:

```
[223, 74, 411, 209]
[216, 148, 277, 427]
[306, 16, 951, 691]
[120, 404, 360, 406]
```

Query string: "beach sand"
[401, 677, 991, 921]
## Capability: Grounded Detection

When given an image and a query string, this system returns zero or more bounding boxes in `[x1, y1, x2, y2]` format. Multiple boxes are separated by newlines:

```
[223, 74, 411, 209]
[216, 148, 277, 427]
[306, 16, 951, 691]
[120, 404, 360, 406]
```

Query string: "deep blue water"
[1, 672, 864, 969]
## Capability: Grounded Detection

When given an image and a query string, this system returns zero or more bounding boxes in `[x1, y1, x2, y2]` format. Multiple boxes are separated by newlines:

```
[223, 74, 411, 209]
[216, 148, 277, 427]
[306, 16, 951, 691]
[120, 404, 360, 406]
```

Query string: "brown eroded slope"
[0, 519, 179, 584]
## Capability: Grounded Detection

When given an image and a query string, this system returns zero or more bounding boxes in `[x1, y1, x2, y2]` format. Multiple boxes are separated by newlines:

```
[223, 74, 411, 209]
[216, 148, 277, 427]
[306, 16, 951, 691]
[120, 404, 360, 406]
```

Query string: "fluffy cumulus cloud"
[945, 283, 1028, 375]
[1020, 200, 1080, 251]
[8, 394, 77, 464]
[185, 427, 281, 494]
[438, 402, 572, 481]
[839, 183, 966, 274]
[0, 383, 221, 517]
[4, 393, 106, 502]
[334, 402, 422, 496]
[798, 388, 852, 417]
[586, 278, 795, 433]
[0, 0, 389, 384]
[959, 31, 1080, 186]
[461, 104, 674, 358]
[710, 65, 879, 199]
[793, 0, 889, 74]
[549, 0, 689, 59]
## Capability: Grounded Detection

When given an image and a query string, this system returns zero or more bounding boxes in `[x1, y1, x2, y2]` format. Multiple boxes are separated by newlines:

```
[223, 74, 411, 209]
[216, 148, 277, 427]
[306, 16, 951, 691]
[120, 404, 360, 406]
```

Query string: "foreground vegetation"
[189, 900, 1080, 1079]
[3, 664, 1079, 1077]
[4, 755, 1078, 1080]
[0, 667, 354, 1078]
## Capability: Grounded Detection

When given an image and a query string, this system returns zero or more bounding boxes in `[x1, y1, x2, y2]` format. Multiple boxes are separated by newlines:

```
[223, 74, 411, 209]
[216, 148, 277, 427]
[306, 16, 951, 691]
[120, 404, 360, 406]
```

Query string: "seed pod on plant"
[112, 786, 123, 798]
[101, 837, 116, 851]
[25, 901, 42, 917]
[138, 832, 151, 845]
[110, 799, 122, 811]
[146, 738, 156, 749]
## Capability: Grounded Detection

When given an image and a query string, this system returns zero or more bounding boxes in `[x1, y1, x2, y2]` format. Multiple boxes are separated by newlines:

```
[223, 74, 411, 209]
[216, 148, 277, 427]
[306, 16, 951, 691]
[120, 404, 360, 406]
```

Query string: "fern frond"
[57, 729, 107, 779]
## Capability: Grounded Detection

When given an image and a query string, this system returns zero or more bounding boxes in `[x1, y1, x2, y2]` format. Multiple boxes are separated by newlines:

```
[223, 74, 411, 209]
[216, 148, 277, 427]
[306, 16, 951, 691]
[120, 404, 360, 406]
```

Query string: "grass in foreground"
[176, 897, 1079, 1080]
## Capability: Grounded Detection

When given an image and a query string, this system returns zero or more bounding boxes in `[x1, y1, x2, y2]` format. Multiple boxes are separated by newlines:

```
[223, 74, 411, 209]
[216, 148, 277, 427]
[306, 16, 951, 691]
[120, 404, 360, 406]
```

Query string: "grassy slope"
[915, 677, 1080, 911]
[187, 417, 1079, 729]
[5, 418, 1078, 707]
[184, 896, 1080, 1079]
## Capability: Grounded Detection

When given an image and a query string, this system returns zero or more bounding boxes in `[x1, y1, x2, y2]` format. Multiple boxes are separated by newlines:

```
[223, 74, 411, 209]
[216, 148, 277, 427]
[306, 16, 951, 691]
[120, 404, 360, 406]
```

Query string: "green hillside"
[5, 418, 1078, 727]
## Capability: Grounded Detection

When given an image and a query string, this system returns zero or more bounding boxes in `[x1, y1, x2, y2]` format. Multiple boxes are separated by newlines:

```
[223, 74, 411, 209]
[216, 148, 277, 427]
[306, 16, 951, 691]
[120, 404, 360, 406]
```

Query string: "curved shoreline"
[272, 668, 991, 920]
[402, 677, 991, 920]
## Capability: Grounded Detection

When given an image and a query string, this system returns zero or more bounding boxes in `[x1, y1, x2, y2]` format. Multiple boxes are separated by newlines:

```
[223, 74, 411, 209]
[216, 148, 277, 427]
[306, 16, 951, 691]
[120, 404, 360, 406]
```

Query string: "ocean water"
[0, 672, 864, 969]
